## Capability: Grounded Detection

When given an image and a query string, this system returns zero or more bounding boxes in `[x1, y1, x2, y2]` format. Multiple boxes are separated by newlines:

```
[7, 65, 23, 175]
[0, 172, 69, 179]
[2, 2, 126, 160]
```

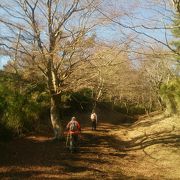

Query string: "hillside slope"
[110, 113, 180, 179]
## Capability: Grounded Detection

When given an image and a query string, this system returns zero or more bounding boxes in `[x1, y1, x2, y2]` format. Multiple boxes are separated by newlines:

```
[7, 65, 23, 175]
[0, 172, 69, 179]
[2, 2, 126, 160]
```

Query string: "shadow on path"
[0, 123, 131, 179]
[1, 115, 178, 179]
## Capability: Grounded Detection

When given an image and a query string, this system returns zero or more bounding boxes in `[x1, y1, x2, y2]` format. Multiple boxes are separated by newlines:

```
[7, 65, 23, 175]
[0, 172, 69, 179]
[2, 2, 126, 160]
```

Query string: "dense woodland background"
[0, 0, 179, 140]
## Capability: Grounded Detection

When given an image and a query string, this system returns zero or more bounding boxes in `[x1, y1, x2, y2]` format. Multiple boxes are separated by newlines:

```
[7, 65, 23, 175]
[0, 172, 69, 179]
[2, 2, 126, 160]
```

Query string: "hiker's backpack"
[69, 121, 78, 132]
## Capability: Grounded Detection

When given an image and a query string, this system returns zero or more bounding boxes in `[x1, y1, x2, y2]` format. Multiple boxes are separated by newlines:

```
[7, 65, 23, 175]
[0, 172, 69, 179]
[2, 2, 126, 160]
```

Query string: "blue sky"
[96, 0, 174, 43]
[0, 56, 10, 69]
[0, 0, 175, 69]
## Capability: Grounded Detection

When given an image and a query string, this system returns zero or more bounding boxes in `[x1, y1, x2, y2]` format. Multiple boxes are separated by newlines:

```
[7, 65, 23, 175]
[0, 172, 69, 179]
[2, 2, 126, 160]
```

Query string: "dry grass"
[110, 113, 180, 179]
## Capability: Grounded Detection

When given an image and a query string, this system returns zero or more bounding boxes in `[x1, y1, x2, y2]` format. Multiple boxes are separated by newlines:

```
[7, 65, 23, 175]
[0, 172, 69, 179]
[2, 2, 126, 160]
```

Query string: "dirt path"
[0, 123, 127, 179]
[0, 118, 180, 179]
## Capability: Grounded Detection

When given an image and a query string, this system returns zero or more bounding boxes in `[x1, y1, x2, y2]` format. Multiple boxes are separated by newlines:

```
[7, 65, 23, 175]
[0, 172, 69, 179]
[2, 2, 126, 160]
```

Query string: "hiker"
[66, 117, 81, 152]
[90, 111, 97, 131]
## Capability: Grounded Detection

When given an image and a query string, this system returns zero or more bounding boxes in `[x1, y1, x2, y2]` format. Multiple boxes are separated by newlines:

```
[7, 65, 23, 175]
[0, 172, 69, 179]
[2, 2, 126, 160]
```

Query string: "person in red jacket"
[66, 117, 81, 152]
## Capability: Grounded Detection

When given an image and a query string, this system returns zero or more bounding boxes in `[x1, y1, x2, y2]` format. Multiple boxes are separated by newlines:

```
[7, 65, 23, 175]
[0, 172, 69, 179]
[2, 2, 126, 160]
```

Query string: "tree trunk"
[157, 96, 164, 111]
[92, 100, 97, 112]
[50, 94, 63, 139]
[47, 59, 63, 139]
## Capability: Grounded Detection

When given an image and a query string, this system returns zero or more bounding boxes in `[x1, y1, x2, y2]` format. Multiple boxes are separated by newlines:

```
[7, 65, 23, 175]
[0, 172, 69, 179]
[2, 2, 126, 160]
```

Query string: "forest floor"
[0, 112, 180, 179]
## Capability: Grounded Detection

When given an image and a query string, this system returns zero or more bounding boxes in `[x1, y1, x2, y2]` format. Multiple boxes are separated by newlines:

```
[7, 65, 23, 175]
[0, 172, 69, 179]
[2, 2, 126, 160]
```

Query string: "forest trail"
[0, 114, 180, 179]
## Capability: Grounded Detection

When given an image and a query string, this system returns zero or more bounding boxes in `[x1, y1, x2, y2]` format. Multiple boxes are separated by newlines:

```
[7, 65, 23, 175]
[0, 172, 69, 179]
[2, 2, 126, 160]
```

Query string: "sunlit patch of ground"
[110, 114, 180, 179]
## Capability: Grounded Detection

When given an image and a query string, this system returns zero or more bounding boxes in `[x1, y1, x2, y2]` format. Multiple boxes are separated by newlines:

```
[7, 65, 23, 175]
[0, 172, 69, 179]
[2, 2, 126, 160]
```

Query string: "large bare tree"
[0, 0, 100, 139]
